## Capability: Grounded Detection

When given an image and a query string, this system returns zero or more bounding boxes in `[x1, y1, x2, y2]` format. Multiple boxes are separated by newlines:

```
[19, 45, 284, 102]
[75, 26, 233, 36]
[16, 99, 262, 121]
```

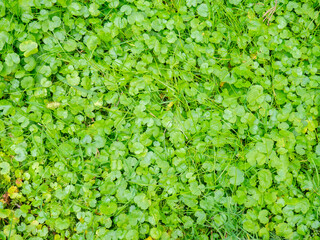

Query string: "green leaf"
[256, 138, 274, 155]
[0, 209, 10, 218]
[197, 4, 208, 17]
[195, 210, 206, 225]
[0, 32, 9, 51]
[186, 0, 197, 7]
[63, 39, 77, 52]
[150, 227, 162, 239]
[211, 31, 223, 44]
[86, 35, 100, 51]
[14, 147, 27, 162]
[246, 85, 264, 108]
[229, 0, 242, 5]
[66, 71, 80, 86]
[246, 149, 266, 166]
[21, 76, 34, 89]
[273, 74, 288, 90]
[68, 2, 82, 16]
[100, 202, 118, 215]
[0, 0, 318, 238]
[258, 210, 269, 224]
[114, 17, 127, 29]
[151, 19, 165, 32]
[223, 109, 237, 123]
[166, 31, 177, 43]
[130, 142, 145, 155]
[89, 3, 100, 16]
[134, 193, 151, 210]
[315, 144, 320, 155]
[0, 162, 10, 175]
[49, 16, 61, 31]
[228, 167, 244, 185]
[5, 53, 20, 66]
[24, 57, 36, 71]
[295, 199, 310, 214]
[243, 219, 259, 233]
[189, 181, 202, 196]
[275, 223, 293, 238]
[55, 218, 70, 230]
[19, 40, 38, 57]
[258, 169, 272, 190]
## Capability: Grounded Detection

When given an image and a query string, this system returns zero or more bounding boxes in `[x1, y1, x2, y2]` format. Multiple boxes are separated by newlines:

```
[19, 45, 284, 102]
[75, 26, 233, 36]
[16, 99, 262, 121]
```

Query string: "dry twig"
[262, 0, 278, 25]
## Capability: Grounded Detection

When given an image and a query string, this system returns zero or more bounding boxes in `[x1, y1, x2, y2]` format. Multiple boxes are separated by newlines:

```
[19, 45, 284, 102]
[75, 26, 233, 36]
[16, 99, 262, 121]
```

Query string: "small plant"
[0, 0, 320, 239]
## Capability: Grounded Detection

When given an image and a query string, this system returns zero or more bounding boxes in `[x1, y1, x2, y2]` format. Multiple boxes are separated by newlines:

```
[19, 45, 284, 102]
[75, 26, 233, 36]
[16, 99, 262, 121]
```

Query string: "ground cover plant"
[0, 0, 320, 239]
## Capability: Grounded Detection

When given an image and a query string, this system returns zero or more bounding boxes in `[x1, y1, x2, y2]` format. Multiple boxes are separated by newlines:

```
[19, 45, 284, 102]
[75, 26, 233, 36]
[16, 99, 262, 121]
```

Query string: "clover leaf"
[100, 202, 117, 215]
[19, 40, 38, 57]
[1, 0, 319, 239]
[0, 162, 10, 175]
[134, 193, 151, 210]
[197, 4, 208, 17]
[55, 218, 70, 231]
[229, 167, 244, 185]
[229, 0, 242, 5]
[258, 169, 273, 190]
[5, 53, 20, 66]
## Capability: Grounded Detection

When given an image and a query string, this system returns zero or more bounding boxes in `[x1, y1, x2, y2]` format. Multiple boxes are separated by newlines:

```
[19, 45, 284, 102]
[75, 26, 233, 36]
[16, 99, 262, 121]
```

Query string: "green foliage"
[19, 40, 38, 58]
[0, 0, 320, 239]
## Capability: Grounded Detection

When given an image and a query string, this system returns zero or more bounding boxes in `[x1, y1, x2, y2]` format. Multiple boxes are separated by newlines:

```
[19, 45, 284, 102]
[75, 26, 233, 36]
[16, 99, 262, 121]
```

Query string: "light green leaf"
[55, 218, 70, 230]
[167, 31, 177, 43]
[134, 193, 151, 210]
[229, 0, 241, 5]
[5, 53, 20, 66]
[243, 219, 259, 233]
[0, 162, 10, 175]
[66, 71, 80, 86]
[229, 166, 244, 185]
[130, 142, 145, 155]
[150, 227, 162, 239]
[258, 169, 272, 190]
[258, 210, 269, 224]
[0, 209, 10, 218]
[19, 40, 38, 57]
[315, 144, 320, 155]
[197, 4, 208, 17]
[100, 202, 118, 215]
[86, 35, 100, 50]
[63, 39, 77, 52]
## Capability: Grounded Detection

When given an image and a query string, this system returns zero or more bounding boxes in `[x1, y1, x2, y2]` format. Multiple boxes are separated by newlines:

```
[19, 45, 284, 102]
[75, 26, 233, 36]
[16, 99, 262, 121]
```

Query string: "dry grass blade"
[262, 0, 278, 25]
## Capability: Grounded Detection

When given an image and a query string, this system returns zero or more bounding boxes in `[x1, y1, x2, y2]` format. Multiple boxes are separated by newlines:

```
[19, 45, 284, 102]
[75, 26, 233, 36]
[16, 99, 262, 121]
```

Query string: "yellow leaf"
[302, 126, 308, 133]
[247, 9, 256, 20]
[166, 101, 174, 111]
[31, 220, 39, 226]
[15, 178, 23, 187]
[54, 234, 61, 240]
[145, 237, 153, 240]
[305, 120, 317, 132]
[220, 82, 225, 87]
[250, 53, 257, 60]
[8, 186, 18, 195]
[46, 102, 61, 109]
